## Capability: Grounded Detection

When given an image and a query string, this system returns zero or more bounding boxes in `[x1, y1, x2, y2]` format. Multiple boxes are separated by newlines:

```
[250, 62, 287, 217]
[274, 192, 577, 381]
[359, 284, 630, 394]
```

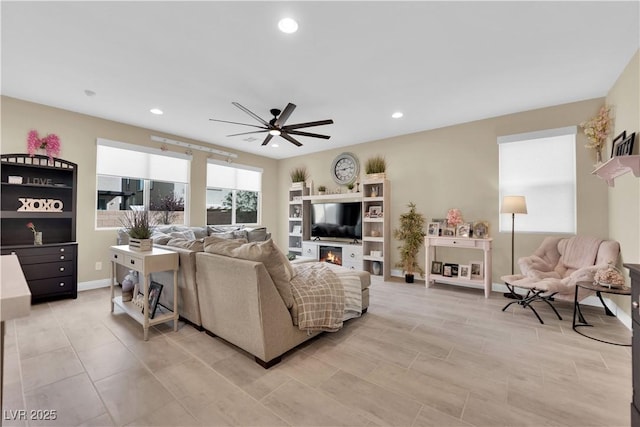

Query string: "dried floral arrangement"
[580, 106, 612, 158]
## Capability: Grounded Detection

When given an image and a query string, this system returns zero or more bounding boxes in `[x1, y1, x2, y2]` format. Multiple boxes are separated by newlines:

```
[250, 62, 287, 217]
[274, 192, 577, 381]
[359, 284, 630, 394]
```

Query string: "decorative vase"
[34, 232, 43, 246]
[596, 149, 603, 165]
[372, 261, 381, 276]
[370, 187, 378, 198]
[121, 270, 137, 302]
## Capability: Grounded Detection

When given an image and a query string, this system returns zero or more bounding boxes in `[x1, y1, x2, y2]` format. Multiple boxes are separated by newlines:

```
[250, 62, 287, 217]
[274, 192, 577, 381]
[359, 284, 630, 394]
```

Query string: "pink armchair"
[501, 236, 620, 323]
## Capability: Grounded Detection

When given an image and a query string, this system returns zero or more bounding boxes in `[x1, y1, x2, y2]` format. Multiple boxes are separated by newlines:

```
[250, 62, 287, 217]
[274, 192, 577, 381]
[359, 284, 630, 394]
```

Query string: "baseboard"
[78, 278, 111, 291]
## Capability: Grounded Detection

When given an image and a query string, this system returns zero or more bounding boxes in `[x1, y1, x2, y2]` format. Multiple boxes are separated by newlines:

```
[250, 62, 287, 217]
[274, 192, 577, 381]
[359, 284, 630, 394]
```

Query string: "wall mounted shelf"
[592, 155, 640, 187]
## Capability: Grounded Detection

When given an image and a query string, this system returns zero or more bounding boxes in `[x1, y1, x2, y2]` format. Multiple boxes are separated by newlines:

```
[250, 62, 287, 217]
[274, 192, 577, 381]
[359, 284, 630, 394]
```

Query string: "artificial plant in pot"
[364, 155, 386, 179]
[394, 202, 426, 283]
[290, 167, 308, 189]
[120, 209, 155, 251]
[317, 185, 327, 195]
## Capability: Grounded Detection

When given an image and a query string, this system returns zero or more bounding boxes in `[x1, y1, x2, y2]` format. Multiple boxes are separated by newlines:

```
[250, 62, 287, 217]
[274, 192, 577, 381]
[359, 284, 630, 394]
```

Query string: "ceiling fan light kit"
[210, 102, 333, 147]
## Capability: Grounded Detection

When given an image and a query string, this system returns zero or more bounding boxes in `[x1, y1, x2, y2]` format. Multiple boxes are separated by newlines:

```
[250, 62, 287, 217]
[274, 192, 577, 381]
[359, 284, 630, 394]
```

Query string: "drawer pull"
[60, 248, 65, 252]
[633, 301, 639, 309]
[60, 255, 65, 260]
[114, 254, 118, 259]
[11, 251, 15, 255]
[350, 253, 355, 258]
[130, 260, 135, 265]
[59, 267, 65, 272]
[59, 282, 65, 287]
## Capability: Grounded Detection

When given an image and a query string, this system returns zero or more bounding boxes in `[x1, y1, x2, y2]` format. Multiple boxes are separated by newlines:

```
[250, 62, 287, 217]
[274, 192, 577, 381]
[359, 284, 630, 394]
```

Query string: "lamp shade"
[501, 195, 527, 214]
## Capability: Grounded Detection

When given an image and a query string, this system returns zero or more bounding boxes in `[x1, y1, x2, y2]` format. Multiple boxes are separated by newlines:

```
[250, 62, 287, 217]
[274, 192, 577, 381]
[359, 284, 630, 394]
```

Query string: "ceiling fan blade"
[286, 130, 331, 139]
[227, 130, 268, 137]
[274, 103, 296, 127]
[281, 133, 303, 147]
[209, 118, 266, 129]
[261, 134, 274, 146]
[232, 102, 269, 126]
[282, 119, 334, 130]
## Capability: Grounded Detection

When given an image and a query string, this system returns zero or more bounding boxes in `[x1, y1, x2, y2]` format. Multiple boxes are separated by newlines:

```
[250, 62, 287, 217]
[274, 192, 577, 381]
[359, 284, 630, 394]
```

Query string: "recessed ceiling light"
[84, 89, 96, 97]
[392, 112, 403, 119]
[150, 108, 164, 115]
[278, 17, 298, 34]
[272, 143, 279, 148]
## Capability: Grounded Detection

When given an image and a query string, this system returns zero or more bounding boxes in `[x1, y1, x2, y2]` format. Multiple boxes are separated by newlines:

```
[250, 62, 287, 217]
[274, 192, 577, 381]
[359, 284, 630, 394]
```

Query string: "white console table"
[425, 236, 493, 298]
[110, 245, 179, 340]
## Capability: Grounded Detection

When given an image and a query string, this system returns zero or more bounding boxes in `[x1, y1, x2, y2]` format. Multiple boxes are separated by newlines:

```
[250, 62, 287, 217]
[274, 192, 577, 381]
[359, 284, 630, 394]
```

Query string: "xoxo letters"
[18, 198, 63, 212]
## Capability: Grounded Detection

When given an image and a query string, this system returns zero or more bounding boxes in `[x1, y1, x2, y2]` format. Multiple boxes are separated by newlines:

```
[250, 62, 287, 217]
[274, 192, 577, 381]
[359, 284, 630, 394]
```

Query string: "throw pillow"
[245, 227, 268, 242]
[166, 238, 204, 251]
[151, 231, 172, 245]
[190, 226, 209, 239]
[229, 239, 294, 308]
[203, 235, 248, 254]
[209, 231, 236, 240]
[169, 230, 196, 241]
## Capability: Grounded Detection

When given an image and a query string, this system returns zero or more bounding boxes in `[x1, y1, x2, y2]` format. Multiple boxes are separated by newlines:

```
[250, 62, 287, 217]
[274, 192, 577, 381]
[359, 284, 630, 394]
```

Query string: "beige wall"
[277, 98, 610, 285]
[1, 96, 278, 284]
[606, 50, 640, 316]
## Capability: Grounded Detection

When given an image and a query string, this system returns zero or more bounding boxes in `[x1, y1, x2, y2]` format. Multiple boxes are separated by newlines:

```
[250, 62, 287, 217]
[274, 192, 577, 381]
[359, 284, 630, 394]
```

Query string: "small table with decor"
[572, 280, 631, 346]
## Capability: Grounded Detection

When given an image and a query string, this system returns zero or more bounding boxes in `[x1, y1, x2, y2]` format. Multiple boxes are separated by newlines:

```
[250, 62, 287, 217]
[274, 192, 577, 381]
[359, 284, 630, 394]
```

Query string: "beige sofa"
[195, 251, 370, 368]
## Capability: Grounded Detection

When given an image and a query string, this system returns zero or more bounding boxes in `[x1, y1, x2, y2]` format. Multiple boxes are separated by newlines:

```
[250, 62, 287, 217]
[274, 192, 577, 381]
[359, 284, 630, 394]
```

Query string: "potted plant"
[347, 182, 355, 192]
[394, 202, 426, 283]
[121, 209, 155, 251]
[290, 167, 308, 189]
[364, 155, 386, 180]
[317, 185, 327, 195]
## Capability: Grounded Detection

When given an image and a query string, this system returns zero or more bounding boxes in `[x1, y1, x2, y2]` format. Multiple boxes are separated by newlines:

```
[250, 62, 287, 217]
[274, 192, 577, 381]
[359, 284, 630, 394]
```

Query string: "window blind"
[498, 126, 577, 234]
[96, 138, 191, 184]
[206, 160, 262, 191]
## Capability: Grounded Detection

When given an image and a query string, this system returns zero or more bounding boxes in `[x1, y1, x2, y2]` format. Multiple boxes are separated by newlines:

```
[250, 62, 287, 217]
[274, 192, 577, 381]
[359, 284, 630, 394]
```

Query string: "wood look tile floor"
[2, 279, 632, 427]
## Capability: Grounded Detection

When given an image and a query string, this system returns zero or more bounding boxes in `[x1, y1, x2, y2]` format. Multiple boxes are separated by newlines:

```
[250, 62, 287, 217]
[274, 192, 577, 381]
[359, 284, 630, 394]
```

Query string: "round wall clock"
[331, 152, 359, 185]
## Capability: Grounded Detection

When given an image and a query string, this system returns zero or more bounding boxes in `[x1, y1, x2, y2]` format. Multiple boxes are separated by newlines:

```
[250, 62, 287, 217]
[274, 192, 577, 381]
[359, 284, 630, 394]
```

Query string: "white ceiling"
[2, 1, 639, 160]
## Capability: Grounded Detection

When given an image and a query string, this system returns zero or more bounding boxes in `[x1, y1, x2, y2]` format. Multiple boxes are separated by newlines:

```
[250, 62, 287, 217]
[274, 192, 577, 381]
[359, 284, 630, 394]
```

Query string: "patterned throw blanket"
[290, 263, 345, 332]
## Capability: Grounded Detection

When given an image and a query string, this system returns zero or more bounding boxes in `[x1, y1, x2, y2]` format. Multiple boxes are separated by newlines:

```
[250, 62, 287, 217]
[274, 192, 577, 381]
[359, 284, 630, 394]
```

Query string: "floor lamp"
[501, 195, 527, 298]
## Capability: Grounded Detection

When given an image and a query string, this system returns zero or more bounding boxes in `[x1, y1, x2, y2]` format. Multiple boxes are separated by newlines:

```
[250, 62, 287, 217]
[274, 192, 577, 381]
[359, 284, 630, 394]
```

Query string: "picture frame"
[292, 225, 302, 234]
[368, 205, 382, 218]
[427, 222, 441, 237]
[431, 261, 443, 275]
[444, 263, 458, 277]
[611, 131, 627, 158]
[442, 227, 456, 237]
[432, 218, 447, 231]
[614, 132, 636, 157]
[458, 264, 471, 280]
[473, 221, 489, 239]
[143, 281, 164, 319]
[442, 264, 453, 277]
[456, 222, 472, 238]
[470, 261, 484, 280]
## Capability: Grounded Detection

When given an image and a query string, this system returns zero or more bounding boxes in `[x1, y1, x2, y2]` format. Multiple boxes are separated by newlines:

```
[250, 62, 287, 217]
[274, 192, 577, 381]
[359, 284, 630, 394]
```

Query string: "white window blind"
[97, 138, 191, 183]
[498, 126, 577, 234]
[206, 160, 262, 191]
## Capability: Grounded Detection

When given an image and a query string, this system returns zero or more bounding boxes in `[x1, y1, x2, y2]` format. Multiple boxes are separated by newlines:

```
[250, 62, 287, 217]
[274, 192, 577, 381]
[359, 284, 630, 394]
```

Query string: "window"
[206, 160, 262, 225]
[498, 126, 577, 234]
[96, 139, 190, 228]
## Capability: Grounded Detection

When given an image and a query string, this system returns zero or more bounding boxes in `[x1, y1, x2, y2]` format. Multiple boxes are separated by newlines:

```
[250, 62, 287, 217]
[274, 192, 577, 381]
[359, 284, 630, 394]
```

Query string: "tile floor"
[2, 278, 632, 426]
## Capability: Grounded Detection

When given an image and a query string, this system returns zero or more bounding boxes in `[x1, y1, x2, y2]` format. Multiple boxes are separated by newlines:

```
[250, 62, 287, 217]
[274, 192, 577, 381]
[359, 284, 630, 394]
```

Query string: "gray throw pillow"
[169, 230, 196, 241]
[203, 235, 248, 254]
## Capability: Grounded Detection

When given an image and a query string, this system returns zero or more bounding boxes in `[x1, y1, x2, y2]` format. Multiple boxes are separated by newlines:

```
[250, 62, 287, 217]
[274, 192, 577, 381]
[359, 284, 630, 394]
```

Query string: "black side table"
[572, 280, 631, 346]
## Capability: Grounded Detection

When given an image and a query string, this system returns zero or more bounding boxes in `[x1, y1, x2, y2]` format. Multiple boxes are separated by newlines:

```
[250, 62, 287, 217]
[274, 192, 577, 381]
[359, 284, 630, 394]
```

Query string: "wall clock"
[331, 152, 359, 185]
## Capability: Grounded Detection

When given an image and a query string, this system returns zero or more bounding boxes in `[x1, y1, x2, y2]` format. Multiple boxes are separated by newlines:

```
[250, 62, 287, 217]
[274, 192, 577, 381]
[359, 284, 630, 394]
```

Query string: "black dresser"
[627, 263, 640, 427]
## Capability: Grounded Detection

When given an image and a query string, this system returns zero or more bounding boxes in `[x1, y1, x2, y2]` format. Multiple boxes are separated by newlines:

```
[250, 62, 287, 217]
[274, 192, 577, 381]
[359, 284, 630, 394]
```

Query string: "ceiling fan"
[209, 102, 333, 147]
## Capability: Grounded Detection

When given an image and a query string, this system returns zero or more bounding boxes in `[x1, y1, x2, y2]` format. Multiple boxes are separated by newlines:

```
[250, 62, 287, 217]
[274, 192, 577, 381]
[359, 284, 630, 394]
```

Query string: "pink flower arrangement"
[26, 222, 37, 235]
[446, 208, 463, 227]
[27, 130, 61, 162]
[580, 106, 611, 152]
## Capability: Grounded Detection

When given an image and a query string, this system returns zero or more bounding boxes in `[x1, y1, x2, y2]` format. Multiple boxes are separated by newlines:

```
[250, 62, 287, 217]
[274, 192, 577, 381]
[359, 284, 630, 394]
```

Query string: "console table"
[425, 236, 493, 298]
[110, 245, 179, 340]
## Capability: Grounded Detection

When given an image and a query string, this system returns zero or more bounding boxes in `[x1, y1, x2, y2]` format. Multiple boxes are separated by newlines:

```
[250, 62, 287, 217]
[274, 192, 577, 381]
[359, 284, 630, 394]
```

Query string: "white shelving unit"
[361, 178, 390, 279]
[288, 183, 309, 255]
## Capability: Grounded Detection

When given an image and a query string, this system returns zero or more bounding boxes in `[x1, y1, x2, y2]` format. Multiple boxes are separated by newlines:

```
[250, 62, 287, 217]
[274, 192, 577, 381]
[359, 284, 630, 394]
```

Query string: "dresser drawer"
[16, 252, 74, 265]
[433, 237, 477, 248]
[22, 260, 74, 281]
[28, 276, 75, 298]
[343, 246, 362, 262]
[3, 245, 75, 258]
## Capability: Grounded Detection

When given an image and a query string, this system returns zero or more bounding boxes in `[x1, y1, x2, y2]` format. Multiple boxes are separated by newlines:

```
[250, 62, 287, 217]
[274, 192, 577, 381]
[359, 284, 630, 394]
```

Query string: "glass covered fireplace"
[319, 246, 342, 266]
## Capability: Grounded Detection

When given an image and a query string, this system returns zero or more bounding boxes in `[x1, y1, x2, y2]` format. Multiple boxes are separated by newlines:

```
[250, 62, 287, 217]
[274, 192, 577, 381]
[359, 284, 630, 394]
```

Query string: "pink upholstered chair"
[501, 236, 620, 324]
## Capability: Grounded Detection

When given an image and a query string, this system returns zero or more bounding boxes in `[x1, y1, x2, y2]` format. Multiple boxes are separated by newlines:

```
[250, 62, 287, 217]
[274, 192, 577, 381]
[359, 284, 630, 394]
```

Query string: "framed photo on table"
[458, 264, 471, 280]
[142, 281, 164, 319]
[427, 222, 441, 237]
[611, 131, 626, 158]
[473, 221, 489, 239]
[470, 261, 484, 280]
[431, 261, 443, 274]
[613, 132, 636, 157]
[456, 223, 472, 238]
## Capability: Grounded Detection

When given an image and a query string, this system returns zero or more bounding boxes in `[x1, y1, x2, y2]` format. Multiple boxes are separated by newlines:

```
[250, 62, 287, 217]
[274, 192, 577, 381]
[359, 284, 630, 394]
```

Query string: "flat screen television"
[311, 202, 362, 240]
